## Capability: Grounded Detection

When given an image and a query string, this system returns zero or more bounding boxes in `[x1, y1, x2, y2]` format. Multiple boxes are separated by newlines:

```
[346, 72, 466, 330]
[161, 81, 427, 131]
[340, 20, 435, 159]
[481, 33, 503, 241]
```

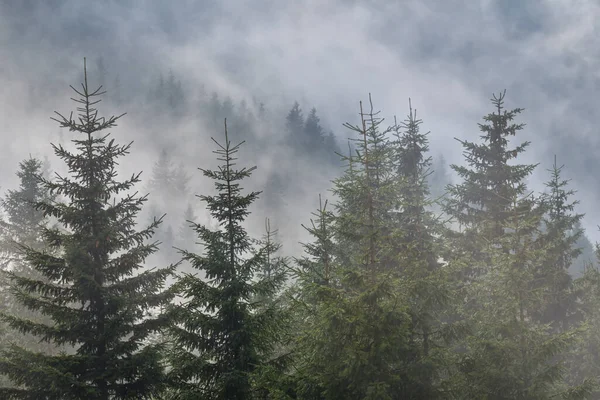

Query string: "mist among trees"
[1, 58, 600, 400]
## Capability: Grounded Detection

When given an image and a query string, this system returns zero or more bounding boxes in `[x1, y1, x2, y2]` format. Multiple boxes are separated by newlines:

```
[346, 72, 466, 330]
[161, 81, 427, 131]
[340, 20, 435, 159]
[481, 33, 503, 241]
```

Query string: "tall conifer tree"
[392, 100, 439, 269]
[0, 59, 174, 399]
[296, 195, 335, 291]
[569, 254, 600, 396]
[0, 158, 55, 253]
[295, 96, 418, 399]
[445, 92, 588, 398]
[444, 90, 537, 259]
[390, 100, 451, 397]
[535, 156, 584, 331]
[285, 195, 337, 399]
[167, 120, 284, 399]
[0, 157, 59, 356]
[303, 107, 325, 153]
[333, 95, 396, 272]
[286, 102, 304, 137]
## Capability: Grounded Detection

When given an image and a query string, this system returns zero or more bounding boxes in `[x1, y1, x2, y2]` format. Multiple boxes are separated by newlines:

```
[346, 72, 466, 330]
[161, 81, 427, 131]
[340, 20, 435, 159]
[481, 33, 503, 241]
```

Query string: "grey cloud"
[2, 0, 600, 243]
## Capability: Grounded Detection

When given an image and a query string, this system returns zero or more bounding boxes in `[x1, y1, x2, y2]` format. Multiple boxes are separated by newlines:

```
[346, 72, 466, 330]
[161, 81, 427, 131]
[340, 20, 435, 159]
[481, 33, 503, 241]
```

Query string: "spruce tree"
[445, 92, 587, 398]
[303, 107, 325, 152]
[294, 96, 418, 399]
[570, 259, 600, 396]
[392, 99, 438, 263]
[0, 157, 55, 251]
[444, 90, 537, 259]
[0, 59, 174, 399]
[442, 90, 536, 290]
[286, 102, 304, 135]
[0, 157, 59, 356]
[390, 100, 451, 397]
[333, 95, 396, 273]
[286, 102, 304, 153]
[295, 195, 335, 291]
[535, 156, 583, 331]
[249, 219, 292, 398]
[167, 120, 284, 399]
[285, 195, 337, 399]
[255, 219, 287, 295]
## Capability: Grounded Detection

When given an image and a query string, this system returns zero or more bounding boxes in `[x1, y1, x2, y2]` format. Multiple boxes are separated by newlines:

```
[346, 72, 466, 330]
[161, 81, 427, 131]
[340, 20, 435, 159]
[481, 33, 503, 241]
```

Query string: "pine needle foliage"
[292, 96, 417, 399]
[0, 157, 60, 358]
[534, 157, 584, 331]
[0, 59, 175, 400]
[167, 120, 285, 400]
[445, 92, 588, 399]
[444, 90, 537, 278]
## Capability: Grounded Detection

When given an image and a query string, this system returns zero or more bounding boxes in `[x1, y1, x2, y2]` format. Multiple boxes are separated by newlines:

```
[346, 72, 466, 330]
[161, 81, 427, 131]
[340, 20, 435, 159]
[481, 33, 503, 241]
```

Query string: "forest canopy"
[0, 59, 599, 399]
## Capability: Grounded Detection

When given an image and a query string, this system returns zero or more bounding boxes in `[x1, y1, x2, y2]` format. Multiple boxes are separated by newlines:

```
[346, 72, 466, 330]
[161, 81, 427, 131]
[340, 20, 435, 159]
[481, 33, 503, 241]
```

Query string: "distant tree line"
[1, 60, 600, 399]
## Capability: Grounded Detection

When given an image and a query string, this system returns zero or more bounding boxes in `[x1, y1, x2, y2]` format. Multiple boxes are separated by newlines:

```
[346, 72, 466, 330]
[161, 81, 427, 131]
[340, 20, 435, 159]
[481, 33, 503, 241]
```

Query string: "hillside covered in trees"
[1, 59, 600, 400]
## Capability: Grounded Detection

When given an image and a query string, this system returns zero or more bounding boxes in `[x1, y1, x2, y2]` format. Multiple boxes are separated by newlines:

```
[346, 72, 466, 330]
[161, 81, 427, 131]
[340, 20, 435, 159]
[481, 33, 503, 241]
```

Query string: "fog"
[2, 0, 600, 250]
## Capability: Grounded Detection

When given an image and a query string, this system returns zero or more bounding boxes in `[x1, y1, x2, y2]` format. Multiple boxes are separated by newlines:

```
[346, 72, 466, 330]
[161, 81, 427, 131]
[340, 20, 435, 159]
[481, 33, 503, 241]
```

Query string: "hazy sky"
[1, 0, 600, 243]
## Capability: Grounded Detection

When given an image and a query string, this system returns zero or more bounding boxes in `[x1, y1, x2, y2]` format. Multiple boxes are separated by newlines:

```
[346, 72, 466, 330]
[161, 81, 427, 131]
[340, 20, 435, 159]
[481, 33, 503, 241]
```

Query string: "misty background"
[1, 0, 598, 273]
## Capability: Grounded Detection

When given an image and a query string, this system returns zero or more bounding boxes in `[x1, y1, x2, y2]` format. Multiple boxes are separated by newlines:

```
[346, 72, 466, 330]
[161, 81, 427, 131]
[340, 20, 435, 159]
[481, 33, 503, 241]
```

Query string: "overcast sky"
[1, 0, 600, 243]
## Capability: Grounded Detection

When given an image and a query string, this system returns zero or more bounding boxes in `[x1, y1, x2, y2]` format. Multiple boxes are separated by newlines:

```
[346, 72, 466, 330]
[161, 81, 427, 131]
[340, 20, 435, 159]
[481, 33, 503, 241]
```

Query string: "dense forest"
[1, 58, 600, 400]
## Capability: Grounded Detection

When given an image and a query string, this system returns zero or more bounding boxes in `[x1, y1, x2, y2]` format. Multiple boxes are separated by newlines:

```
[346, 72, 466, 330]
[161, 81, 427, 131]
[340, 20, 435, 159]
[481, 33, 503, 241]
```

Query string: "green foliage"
[0, 157, 61, 358]
[450, 195, 574, 399]
[569, 263, 600, 397]
[295, 195, 336, 292]
[389, 100, 453, 397]
[535, 157, 584, 330]
[248, 219, 294, 399]
[0, 59, 175, 399]
[444, 90, 537, 255]
[332, 95, 397, 273]
[289, 96, 451, 399]
[444, 92, 586, 399]
[0, 158, 55, 250]
[166, 121, 287, 400]
[297, 271, 412, 400]
[0, 157, 61, 389]
[6, 61, 600, 399]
